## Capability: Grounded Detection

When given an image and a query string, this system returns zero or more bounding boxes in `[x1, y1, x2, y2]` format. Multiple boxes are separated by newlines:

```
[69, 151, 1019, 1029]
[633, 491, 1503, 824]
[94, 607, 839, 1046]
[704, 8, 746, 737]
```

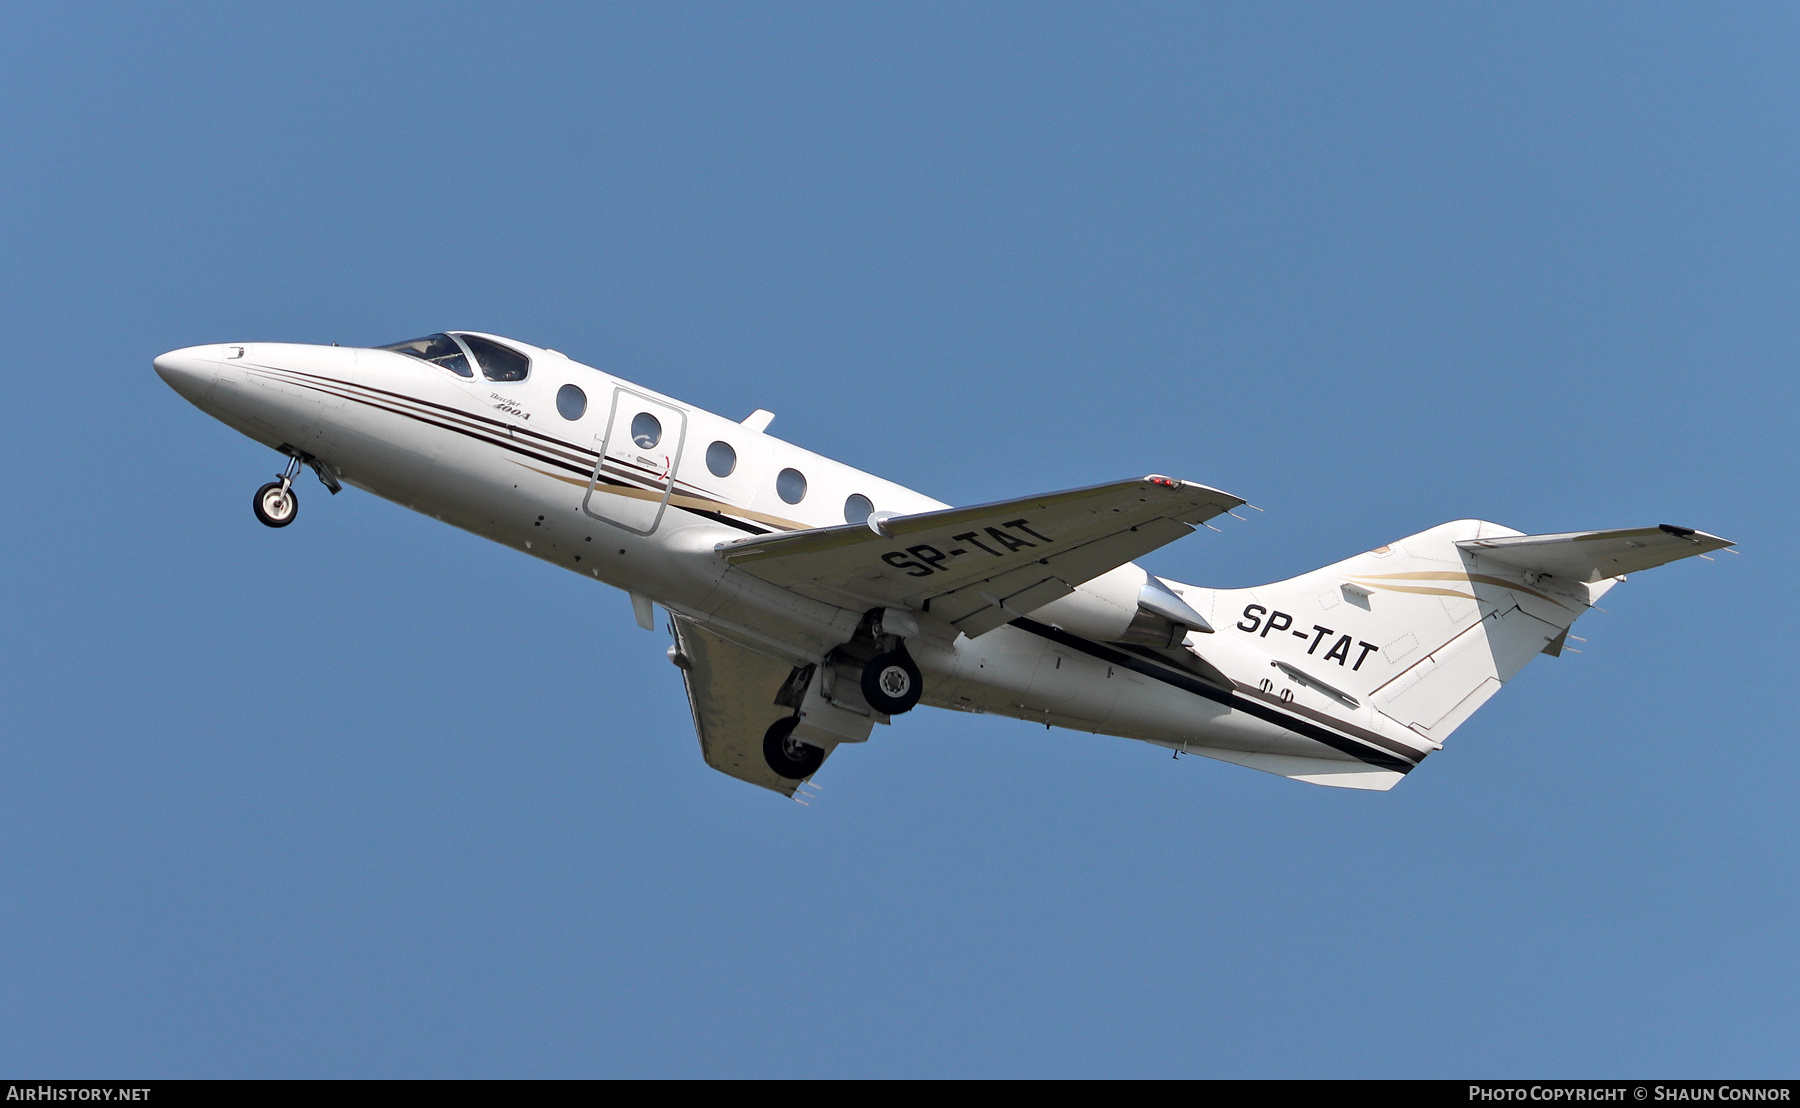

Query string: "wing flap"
[927, 515, 1197, 636]
[1457, 524, 1733, 583]
[719, 476, 1242, 633]
[939, 577, 1076, 638]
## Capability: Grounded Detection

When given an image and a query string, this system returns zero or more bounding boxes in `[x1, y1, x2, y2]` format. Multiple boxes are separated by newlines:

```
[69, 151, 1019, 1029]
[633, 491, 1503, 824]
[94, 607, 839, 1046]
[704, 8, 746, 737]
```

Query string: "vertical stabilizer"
[1168, 520, 1728, 770]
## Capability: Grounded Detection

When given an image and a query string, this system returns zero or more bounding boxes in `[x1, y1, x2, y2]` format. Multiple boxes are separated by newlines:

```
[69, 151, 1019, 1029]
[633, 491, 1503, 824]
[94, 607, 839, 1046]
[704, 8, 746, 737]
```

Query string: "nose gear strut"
[251, 448, 341, 528]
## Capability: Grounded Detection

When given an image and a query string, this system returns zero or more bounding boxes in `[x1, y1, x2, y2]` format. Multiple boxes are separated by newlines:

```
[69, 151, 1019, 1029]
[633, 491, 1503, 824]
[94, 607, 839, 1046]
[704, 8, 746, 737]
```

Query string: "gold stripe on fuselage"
[513, 462, 808, 533]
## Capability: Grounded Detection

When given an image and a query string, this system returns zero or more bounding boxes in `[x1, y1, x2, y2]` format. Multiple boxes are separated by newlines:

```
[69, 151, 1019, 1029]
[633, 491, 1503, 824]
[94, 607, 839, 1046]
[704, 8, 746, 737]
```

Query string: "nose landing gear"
[253, 478, 299, 527]
[252, 449, 340, 528]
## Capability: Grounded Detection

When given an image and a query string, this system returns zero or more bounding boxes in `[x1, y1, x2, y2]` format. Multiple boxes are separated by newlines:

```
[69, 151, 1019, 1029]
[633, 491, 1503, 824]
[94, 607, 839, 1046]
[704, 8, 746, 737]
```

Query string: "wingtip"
[1660, 523, 1735, 550]
[1144, 474, 1249, 510]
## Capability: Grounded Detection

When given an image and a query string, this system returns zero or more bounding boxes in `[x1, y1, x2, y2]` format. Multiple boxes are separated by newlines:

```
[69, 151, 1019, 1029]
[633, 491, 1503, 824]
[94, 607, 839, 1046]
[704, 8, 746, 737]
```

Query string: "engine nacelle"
[1029, 565, 1214, 646]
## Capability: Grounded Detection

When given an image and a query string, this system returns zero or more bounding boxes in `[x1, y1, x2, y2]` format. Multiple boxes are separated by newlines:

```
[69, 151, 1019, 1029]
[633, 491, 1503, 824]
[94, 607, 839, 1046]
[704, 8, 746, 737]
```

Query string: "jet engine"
[1028, 564, 1214, 647]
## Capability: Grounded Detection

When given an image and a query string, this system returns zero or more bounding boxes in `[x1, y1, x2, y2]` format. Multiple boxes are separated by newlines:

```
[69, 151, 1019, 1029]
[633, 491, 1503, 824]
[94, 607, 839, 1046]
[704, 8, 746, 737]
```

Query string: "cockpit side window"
[458, 334, 531, 382]
[379, 333, 473, 377]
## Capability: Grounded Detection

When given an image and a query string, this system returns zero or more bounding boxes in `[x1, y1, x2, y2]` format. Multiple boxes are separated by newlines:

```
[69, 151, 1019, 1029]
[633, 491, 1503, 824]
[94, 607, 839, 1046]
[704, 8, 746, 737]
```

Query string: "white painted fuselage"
[154, 332, 1730, 793]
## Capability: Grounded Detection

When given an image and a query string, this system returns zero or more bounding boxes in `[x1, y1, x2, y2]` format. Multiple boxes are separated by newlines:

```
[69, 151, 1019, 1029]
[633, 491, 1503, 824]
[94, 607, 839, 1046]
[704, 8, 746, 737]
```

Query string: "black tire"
[861, 650, 923, 714]
[762, 716, 825, 780]
[253, 481, 299, 528]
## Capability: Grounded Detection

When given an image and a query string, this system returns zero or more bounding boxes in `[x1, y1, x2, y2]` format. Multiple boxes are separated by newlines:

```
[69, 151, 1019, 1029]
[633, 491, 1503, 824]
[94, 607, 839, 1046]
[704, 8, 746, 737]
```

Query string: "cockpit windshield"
[379, 334, 472, 377]
[458, 334, 531, 382]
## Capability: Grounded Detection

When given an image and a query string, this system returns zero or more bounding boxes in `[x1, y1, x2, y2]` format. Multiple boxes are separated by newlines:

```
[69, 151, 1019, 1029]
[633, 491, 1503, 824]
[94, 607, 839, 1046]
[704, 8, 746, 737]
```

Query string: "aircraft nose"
[153, 345, 222, 401]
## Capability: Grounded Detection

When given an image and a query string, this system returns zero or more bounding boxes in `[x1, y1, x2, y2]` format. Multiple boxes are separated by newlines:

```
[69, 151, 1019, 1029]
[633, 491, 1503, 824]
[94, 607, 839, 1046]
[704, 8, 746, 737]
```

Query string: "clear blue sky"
[0, 2, 1793, 1077]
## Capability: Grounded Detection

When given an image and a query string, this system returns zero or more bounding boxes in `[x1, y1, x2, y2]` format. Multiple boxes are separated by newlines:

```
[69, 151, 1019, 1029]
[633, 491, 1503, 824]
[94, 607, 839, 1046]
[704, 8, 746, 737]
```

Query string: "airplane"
[153, 332, 1732, 797]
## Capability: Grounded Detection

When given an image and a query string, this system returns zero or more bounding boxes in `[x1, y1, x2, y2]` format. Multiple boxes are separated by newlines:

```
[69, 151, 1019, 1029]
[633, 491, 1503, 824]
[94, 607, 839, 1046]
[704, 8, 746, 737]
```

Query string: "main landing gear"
[763, 716, 826, 780]
[759, 650, 925, 780]
[758, 611, 925, 781]
[861, 650, 922, 715]
[252, 449, 341, 529]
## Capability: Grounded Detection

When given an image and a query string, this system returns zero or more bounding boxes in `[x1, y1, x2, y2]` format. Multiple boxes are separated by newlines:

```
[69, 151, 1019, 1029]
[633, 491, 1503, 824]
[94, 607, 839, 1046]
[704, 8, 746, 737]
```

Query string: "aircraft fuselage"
[158, 331, 1723, 795]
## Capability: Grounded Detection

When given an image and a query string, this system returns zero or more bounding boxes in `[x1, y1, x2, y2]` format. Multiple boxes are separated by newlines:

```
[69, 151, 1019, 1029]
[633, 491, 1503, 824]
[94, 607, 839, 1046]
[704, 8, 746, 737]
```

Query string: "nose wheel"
[252, 450, 340, 528]
[253, 481, 299, 527]
[252, 454, 305, 528]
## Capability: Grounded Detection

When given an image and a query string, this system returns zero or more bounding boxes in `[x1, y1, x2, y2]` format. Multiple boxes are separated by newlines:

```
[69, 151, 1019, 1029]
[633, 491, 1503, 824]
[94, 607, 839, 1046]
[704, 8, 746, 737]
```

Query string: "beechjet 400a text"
[155, 333, 1731, 797]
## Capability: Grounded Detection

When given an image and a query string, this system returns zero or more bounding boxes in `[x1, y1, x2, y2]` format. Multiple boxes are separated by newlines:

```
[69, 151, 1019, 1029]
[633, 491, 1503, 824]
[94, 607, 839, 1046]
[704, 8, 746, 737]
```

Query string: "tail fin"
[1176, 520, 1730, 780]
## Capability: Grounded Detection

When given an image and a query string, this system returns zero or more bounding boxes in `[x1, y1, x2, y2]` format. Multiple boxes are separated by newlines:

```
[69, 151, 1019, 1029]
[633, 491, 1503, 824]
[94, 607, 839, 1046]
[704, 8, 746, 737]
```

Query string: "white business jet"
[154, 333, 1731, 797]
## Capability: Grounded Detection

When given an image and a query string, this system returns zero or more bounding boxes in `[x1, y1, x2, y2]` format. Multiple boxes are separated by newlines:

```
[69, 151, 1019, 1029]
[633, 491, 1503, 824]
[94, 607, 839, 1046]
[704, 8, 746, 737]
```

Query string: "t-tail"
[1170, 520, 1732, 790]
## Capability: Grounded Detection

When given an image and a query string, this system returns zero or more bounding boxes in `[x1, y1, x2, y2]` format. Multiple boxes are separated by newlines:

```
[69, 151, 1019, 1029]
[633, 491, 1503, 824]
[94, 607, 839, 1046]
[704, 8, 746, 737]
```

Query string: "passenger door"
[581, 386, 689, 535]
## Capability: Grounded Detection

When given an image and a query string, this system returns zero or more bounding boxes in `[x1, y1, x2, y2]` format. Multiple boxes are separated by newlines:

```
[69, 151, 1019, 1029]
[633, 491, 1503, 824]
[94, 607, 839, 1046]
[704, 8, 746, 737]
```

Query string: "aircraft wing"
[1457, 524, 1733, 583]
[668, 615, 823, 797]
[719, 476, 1244, 639]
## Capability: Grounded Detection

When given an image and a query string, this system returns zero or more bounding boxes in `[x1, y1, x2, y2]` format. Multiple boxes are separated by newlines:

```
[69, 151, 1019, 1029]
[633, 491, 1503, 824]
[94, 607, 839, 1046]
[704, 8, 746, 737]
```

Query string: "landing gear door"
[581, 387, 688, 536]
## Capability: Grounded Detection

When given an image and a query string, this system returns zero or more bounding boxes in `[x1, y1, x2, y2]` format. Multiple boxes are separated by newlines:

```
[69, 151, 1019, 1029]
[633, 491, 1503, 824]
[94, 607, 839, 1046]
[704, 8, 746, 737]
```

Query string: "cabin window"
[379, 333, 472, 378]
[458, 334, 531, 382]
[844, 494, 874, 525]
[777, 468, 807, 504]
[706, 440, 737, 477]
[631, 412, 662, 449]
[556, 384, 586, 420]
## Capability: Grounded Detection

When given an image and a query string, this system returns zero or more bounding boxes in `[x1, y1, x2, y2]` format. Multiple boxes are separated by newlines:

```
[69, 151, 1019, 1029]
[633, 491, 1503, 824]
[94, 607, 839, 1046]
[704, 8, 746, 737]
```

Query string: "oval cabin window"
[706, 441, 737, 478]
[777, 468, 807, 505]
[556, 384, 586, 420]
[844, 494, 874, 525]
[631, 412, 662, 449]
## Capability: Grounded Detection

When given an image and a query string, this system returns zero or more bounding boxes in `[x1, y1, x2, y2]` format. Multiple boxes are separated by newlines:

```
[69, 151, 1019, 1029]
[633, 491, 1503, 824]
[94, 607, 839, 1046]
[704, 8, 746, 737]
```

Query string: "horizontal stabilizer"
[1192, 747, 1405, 791]
[1186, 516, 1731, 775]
[1457, 524, 1733, 583]
[719, 476, 1243, 638]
